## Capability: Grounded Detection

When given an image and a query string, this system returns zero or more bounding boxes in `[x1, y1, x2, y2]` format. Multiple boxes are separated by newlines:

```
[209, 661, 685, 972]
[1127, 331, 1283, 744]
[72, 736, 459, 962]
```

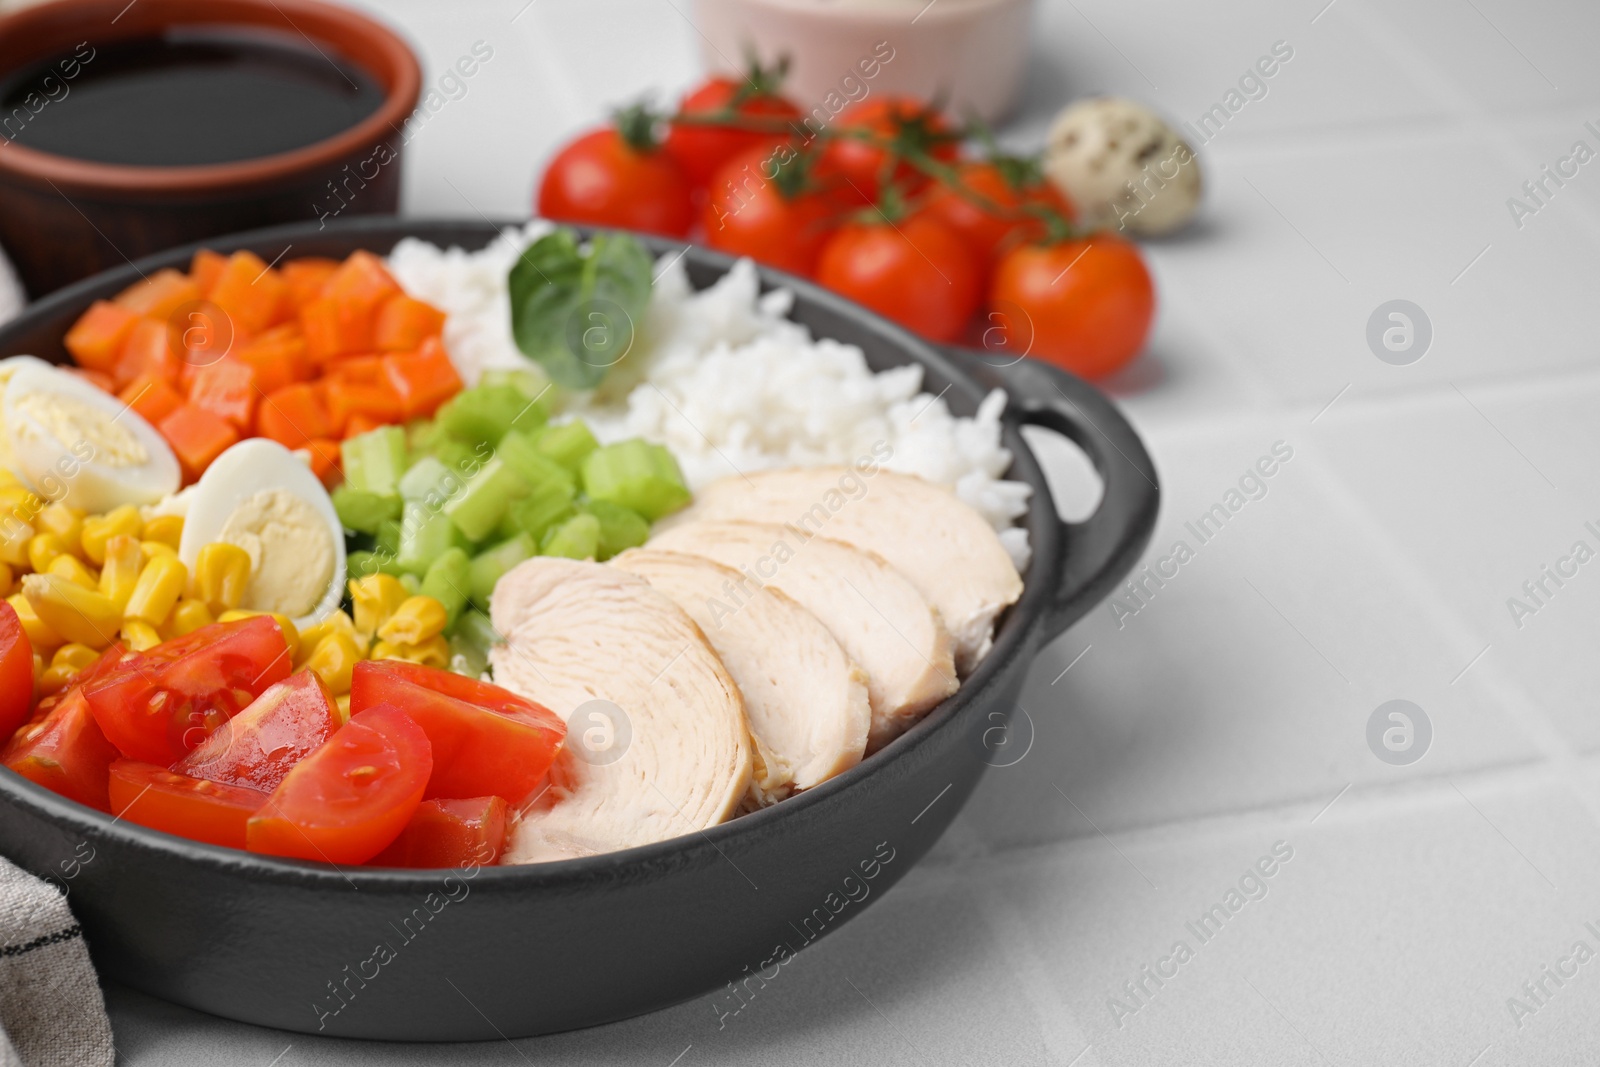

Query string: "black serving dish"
[0, 217, 1159, 1040]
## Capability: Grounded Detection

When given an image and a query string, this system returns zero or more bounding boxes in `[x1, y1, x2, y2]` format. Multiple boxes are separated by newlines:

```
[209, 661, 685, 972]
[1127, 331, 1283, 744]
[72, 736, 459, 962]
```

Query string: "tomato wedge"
[108, 760, 268, 848]
[84, 617, 292, 765]
[247, 704, 431, 865]
[1, 645, 132, 812]
[175, 670, 338, 792]
[369, 796, 508, 868]
[0, 600, 33, 741]
[348, 661, 564, 803]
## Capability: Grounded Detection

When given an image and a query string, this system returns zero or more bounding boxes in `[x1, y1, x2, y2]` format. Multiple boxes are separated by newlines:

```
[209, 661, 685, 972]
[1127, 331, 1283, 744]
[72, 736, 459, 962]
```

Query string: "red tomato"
[247, 704, 432, 865]
[349, 660, 564, 804]
[665, 75, 801, 187]
[0, 600, 33, 741]
[537, 128, 694, 238]
[369, 796, 508, 868]
[108, 760, 268, 848]
[703, 145, 839, 276]
[989, 234, 1156, 380]
[1, 689, 120, 811]
[175, 670, 338, 792]
[83, 617, 293, 765]
[922, 160, 1075, 266]
[825, 97, 962, 202]
[815, 214, 981, 343]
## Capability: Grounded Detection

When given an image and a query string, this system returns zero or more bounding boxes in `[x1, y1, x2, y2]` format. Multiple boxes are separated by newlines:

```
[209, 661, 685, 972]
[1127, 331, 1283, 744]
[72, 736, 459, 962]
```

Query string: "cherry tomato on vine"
[988, 234, 1155, 380]
[665, 71, 801, 187]
[826, 97, 962, 203]
[537, 116, 694, 238]
[703, 144, 840, 276]
[816, 214, 980, 342]
[922, 159, 1075, 266]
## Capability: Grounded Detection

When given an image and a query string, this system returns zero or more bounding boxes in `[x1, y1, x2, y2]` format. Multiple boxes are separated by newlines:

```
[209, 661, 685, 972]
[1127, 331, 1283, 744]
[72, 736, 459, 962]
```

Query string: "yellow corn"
[141, 514, 183, 550]
[27, 533, 65, 574]
[0, 520, 33, 568]
[297, 610, 360, 662]
[30, 650, 42, 680]
[376, 595, 448, 646]
[334, 693, 351, 723]
[217, 609, 300, 661]
[0, 562, 12, 599]
[349, 574, 409, 642]
[371, 634, 450, 669]
[302, 630, 361, 695]
[119, 619, 163, 652]
[125, 555, 187, 625]
[80, 505, 141, 566]
[51, 643, 99, 673]
[0, 486, 41, 521]
[36, 665, 77, 696]
[139, 540, 177, 560]
[8, 592, 61, 652]
[35, 504, 84, 557]
[21, 574, 119, 648]
[164, 598, 214, 638]
[191, 542, 251, 613]
[0, 469, 18, 490]
[98, 534, 143, 611]
[46, 553, 98, 591]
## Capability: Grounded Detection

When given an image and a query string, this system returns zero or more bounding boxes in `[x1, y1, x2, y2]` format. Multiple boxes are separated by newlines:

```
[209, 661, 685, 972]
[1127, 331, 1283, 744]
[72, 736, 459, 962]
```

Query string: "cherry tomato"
[703, 144, 840, 277]
[0, 600, 33, 741]
[922, 159, 1075, 266]
[665, 75, 801, 187]
[83, 617, 292, 765]
[1, 689, 120, 811]
[175, 670, 338, 793]
[537, 128, 694, 238]
[108, 760, 268, 849]
[369, 796, 509, 868]
[825, 97, 962, 202]
[815, 214, 981, 342]
[349, 660, 564, 804]
[989, 234, 1156, 380]
[247, 704, 432, 865]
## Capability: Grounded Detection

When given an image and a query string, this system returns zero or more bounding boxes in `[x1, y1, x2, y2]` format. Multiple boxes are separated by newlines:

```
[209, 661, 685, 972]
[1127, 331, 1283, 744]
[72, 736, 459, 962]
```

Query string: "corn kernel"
[349, 574, 409, 642]
[141, 514, 183, 550]
[217, 609, 299, 661]
[0, 469, 19, 490]
[165, 598, 214, 638]
[22, 573, 119, 648]
[334, 694, 351, 723]
[97, 534, 143, 611]
[191, 542, 251, 613]
[377, 596, 448, 647]
[8, 592, 61, 652]
[139, 540, 177, 559]
[31, 650, 42, 679]
[0, 485, 41, 519]
[27, 533, 65, 574]
[81, 505, 141, 565]
[50, 643, 99, 673]
[298, 610, 360, 662]
[36, 664, 77, 696]
[0, 562, 12, 599]
[125, 555, 187, 625]
[35, 504, 84, 557]
[46, 553, 98, 590]
[303, 630, 361, 695]
[119, 619, 162, 652]
[0, 520, 33, 569]
[371, 634, 450, 669]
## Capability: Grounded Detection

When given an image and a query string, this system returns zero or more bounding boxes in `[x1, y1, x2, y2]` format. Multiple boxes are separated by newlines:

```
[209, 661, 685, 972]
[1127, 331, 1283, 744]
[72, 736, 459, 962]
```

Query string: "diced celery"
[375, 518, 402, 556]
[467, 532, 534, 607]
[443, 457, 528, 543]
[421, 547, 471, 624]
[340, 426, 408, 497]
[347, 549, 406, 580]
[497, 476, 576, 542]
[449, 633, 489, 678]
[407, 418, 450, 457]
[436, 384, 545, 446]
[581, 499, 650, 561]
[455, 608, 503, 651]
[540, 513, 601, 560]
[580, 439, 690, 521]
[497, 430, 576, 492]
[332, 486, 401, 535]
[533, 420, 599, 473]
[481, 367, 553, 405]
[398, 455, 451, 502]
[434, 439, 479, 476]
[396, 501, 457, 576]
[399, 573, 422, 595]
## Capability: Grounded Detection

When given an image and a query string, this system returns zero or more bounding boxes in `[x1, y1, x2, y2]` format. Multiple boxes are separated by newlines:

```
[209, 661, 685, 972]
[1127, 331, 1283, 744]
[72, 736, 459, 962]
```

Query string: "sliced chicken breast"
[614, 548, 871, 806]
[647, 520, 957, 750]
[660, 467, 1023, 672]
[489, 558, 752, 863]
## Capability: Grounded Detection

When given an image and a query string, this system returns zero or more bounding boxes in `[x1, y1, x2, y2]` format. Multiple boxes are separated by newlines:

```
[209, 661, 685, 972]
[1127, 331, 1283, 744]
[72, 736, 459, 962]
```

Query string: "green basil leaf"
[508, 229, 653, 391]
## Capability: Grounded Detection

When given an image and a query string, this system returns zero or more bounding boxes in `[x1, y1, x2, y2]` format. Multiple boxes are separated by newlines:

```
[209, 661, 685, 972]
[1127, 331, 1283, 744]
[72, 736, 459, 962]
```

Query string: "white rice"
[388, 222, 1032, 570]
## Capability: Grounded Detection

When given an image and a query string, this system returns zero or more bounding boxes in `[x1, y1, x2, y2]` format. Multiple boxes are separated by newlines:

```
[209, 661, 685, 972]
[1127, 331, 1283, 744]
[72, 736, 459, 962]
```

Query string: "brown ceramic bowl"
[0, 0, 421, 298]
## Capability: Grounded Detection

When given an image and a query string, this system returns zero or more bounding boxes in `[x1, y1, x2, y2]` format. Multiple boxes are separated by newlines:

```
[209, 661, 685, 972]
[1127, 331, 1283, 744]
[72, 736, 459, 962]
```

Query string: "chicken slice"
[614, 548, 871, 807]
[647, 520, 957, 751]
[489, 558, 753, 863]
[659, 467, 1024, 672]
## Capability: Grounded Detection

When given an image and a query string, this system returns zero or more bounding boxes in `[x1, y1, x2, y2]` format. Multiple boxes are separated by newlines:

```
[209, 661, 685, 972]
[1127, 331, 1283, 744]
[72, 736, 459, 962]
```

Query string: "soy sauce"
[0, 29, 384, 167]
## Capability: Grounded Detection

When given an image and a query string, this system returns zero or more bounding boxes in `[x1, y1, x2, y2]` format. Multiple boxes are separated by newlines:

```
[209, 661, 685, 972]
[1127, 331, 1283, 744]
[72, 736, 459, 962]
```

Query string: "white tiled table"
[103, 0, 1600, 1063]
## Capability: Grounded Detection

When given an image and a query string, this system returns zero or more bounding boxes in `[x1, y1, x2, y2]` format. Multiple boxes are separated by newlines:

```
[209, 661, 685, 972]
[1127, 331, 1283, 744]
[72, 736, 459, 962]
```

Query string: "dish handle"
[940, 348, 1161, 642]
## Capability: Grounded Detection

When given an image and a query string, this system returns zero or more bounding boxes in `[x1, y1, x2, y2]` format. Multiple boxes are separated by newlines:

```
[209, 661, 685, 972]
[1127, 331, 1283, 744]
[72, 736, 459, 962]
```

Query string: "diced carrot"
[115, 318, 182, 388]
[113, 268, 200, 321]
[65, 367, 116, 394]
[344, 413, 385, 439]
[159, 404, 239, 481]
[188, 360, 257, 432]
[302, 438, 342, 488]
[64, 301, 141, 373]
[320, 251, 399, 315]
[118, 375, 185, 427]
[383, 338, 463, 420]
[300, 296, 371, 364]
[281, 258, 340, 310]
[372, 295, 446, 351]
[229, 342, 305, 396]
[327, 354, 383, 384]
[257, 383, 333, 450]
[208, 251, 288, 336]
[191, 250, 227, 296]
[325, 378, 403, 431]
